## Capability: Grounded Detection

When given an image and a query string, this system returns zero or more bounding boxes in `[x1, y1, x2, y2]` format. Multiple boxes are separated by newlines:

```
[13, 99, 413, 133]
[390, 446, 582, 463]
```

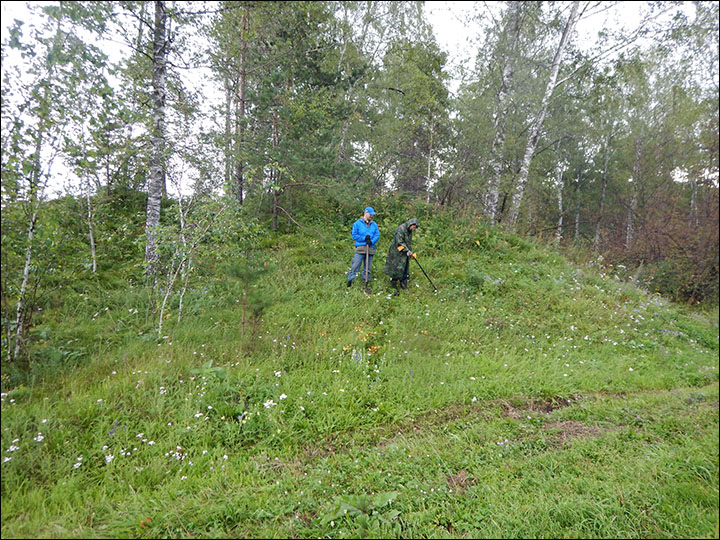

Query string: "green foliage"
[189, 360, 226, 380]
[2, 209, 718, 538]
[322, 491, 401, 537]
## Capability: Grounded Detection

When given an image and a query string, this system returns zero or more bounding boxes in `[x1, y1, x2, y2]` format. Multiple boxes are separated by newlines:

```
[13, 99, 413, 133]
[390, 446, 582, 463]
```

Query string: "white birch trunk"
[555, 167, 564, 245]
[144, 0, 168, 275]
[556, 194, 563, 244]
[507, 1, 580, 230]
[11, 19, 65, 360]
[14, 211, 38, 361]
[13, 130, 45, 361]
[484, 1, 521, 224]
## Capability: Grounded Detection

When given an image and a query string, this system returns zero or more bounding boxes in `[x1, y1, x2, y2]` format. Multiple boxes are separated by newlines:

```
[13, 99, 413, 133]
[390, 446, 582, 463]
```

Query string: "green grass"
[2, 226, 718, 538]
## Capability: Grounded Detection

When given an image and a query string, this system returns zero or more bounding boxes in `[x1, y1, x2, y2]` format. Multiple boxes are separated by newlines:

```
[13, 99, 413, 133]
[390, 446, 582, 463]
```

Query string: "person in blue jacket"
[347, 206, 380, 291]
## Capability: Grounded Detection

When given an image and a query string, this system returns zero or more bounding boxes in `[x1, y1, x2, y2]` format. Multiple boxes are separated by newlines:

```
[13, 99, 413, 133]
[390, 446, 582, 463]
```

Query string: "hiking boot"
[347, 280, 352, 288]
[400, 279, 408, 290]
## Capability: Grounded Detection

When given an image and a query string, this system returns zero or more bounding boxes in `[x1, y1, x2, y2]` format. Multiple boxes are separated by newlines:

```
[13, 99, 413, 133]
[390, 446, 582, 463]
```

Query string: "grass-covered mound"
[1, 220, 718, 538]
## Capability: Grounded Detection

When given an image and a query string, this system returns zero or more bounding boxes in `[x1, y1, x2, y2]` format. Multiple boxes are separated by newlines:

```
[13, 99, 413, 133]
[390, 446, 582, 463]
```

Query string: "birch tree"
[507, 1, 580, 230]
[144, 0, 168, 276]
[553, 160, 567, 244]
[484, 1, 524, 224]
[2, 3, 112, 360]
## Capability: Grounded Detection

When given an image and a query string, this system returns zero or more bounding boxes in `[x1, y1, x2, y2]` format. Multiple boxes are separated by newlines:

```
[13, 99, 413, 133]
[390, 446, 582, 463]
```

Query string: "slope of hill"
[2, 223, 718, 538]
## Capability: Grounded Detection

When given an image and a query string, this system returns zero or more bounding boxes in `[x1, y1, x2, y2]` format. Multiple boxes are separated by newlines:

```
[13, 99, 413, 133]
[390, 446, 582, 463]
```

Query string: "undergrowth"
[2, 221, 718, 538]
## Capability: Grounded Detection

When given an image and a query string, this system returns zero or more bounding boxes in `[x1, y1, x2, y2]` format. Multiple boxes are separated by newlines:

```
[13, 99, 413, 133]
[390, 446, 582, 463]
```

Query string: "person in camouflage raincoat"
[384, 218, 419, 293]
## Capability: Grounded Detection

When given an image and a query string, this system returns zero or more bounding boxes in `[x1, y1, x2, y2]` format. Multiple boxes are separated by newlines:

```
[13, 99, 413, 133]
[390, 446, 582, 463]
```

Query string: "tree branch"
[275, 205, 304, 228]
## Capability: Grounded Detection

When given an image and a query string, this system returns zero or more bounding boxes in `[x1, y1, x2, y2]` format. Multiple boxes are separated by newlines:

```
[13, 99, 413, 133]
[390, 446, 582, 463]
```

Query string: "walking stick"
[412, 257, 437, 292]
[363, 244, 371, 293]
[364, 245, 370, 284]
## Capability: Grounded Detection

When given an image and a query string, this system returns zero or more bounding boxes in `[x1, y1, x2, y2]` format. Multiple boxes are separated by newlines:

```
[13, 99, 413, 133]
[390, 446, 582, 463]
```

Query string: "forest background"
[1, 0, 718, 367]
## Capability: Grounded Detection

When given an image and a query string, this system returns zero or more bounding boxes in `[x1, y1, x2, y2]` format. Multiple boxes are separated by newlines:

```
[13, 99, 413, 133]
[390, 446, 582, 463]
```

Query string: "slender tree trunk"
[233, 8, 248, 204]
[689, 176, 699, 228]
[86, 177, 97, 274]
[272, 189, 279, 232]
[625, 183, 638, 250]
[14, 211, 37, 361]
[11, 16, 69, 360]
[176, 192, 190, 324]
[426, 118, 433, 202]
[12, 122, 47, 362]
[507, 1, 580, 230]
[574, 209, 580, 244]
[241, 281, 248, 337]
[144, 0, 168, 276]
[335, 2, 352, 162]
[177, 260, 191, 323]
[159, 192, 187, 335]
[625, 143, 641, 251]
[271, 110, 280, 231]
[593, 133, 612, 252]
[484, 1, 521, 224]
[103, 131, 112, 196]
[224, 76, 232, 188]
[555, 167, 564, 245]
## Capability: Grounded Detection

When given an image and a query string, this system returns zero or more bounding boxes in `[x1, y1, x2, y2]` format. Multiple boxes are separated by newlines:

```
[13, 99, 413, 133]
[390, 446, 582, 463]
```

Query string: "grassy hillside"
[1, 221, 718, 539]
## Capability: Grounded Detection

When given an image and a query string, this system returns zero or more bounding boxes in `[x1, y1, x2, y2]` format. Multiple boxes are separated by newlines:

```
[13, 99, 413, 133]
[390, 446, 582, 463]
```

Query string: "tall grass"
[2, 225, 717, 538]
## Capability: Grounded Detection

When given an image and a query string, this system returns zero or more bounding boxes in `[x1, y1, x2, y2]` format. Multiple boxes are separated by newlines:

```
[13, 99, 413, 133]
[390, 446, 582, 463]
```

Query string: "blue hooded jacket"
[352, 218, 379, 249]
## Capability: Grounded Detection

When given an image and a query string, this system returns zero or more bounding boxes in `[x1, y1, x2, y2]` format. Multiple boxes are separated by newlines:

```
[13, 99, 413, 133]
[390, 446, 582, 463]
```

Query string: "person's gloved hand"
[365, 235, 371, 245]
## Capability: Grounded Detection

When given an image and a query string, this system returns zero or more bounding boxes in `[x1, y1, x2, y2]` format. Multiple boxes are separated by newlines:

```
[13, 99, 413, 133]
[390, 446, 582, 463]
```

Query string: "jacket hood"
[405, 218, 418, 228]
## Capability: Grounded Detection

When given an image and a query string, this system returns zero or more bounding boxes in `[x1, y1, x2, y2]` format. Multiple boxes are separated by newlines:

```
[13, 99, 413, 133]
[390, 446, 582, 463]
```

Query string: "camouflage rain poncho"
[384, 218, 418, 279]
